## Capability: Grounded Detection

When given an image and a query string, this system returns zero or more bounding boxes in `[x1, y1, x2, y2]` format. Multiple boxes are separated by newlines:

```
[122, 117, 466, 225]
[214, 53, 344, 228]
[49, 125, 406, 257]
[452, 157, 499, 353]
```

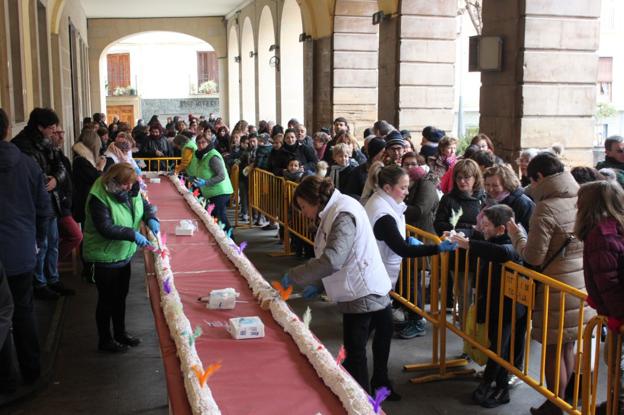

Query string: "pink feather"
[336, 345, 347, 365]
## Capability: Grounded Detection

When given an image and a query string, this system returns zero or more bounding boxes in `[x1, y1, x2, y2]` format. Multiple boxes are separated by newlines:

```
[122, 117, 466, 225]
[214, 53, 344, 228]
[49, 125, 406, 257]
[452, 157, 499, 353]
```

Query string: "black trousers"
[483, 310, 528, 388]
[94, 264, 131, 344]
[0, 272, 41, 385]
[342, 305, 393, 393]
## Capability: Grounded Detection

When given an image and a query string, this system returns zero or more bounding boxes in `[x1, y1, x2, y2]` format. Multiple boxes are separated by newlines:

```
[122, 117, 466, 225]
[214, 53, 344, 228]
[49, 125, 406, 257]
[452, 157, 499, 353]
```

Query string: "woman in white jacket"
[284, 176, 399, 400]
[364, 165, 457, 338]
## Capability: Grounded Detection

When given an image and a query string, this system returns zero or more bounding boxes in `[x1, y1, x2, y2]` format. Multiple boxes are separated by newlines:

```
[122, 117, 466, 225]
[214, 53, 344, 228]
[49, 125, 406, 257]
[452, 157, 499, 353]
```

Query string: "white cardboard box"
[227, 316, 265, 340]
[202, 288, 239, 310]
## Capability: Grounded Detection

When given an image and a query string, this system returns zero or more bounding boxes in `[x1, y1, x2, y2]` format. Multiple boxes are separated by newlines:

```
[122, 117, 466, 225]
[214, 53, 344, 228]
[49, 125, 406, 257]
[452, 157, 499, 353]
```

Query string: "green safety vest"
[83, 177, 144, 263]
[184, 140, 199, 177]
[196, 148, 234, 199]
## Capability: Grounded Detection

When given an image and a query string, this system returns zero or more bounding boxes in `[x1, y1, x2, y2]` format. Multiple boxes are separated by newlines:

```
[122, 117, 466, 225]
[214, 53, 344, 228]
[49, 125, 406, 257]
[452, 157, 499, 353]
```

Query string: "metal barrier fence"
[241, 168, 622, 414]
[135, 157, 181, 172]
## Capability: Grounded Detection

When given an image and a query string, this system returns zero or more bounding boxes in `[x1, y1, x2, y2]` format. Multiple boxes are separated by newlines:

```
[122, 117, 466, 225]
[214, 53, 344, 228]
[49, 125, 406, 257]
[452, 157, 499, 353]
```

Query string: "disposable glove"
[147, 218, 160, 235]
[280, 274, 291, 288]
[303, 285, 321, 299]
[407, 236, 423, 246]
[438, 239, 458, 252]
[193, 178, 206, 187]
[134, 231, 151, 248]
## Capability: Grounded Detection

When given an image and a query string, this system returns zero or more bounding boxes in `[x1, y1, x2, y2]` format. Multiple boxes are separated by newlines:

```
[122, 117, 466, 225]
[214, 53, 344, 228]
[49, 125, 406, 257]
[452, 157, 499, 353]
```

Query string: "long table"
[144, 179, 346, 414]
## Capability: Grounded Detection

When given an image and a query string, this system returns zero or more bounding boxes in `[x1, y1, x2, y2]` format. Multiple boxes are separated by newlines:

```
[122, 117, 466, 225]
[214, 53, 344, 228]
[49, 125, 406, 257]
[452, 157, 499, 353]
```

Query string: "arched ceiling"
[79, 0, 248, 18]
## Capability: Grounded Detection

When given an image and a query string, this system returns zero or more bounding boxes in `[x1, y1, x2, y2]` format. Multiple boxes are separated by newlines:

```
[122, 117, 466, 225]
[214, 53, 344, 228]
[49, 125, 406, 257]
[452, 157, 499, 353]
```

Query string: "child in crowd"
[283, 158, 305, 183]
[451, 205, 526, 409]
[328, 143, 355, 192]
[575, 180, 624, 415]
[315, 161, 329, 178]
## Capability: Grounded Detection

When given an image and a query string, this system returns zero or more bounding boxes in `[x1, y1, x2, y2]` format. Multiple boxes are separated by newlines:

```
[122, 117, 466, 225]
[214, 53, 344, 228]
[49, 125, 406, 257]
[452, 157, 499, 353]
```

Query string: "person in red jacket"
[575, 180, 624, 415]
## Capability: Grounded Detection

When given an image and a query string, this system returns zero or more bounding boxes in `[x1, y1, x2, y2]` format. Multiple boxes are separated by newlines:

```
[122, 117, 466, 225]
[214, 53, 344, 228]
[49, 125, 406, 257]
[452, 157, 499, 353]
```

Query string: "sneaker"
[114, 333, 141, 347]
[262, 223, 277, 231]
[34, 285, 60, 300]
[49, 281, 76, 296]
[392, 308, 406, 324]
[472, 381, 493, 405]
[459, 352, 472, 362]
[240, 214, 249, 222]
[98, 339, 129, 353]
[398, 318, 426, 339]
[508, 374, 521, 389]
[481, 387, 510, 408]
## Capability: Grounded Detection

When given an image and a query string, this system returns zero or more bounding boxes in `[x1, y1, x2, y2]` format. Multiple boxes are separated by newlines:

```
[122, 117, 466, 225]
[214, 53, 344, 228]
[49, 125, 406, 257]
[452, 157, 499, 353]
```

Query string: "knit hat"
[367, 138, 386, 160]
[423, 127, 445, 143]
[407, 166, 427, 182]
[400, 129, 412, 139]
[385, 130, 406, 148]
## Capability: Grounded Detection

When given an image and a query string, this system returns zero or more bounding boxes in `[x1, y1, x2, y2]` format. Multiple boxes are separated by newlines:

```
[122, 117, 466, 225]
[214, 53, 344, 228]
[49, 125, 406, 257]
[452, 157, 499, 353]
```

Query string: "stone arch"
[279, 0, 304, 125]
[257, 5, 276, 122]
[228, 25, 241, 125]
[241, 16, 256, 124]
[87, 17, 226, 114]
[332, 0, 379, 136]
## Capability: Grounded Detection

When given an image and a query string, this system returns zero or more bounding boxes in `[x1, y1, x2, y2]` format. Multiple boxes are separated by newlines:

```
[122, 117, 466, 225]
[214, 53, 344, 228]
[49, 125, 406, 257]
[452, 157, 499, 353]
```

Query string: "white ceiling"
[80, 0, 248, 18]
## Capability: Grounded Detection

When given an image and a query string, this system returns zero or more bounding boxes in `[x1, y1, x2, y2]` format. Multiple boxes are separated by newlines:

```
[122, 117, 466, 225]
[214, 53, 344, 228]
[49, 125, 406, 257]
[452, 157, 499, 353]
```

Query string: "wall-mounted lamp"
[269, 56, 280, 71]
[372, 10, 396, 25]
[298, 32, 312, 42]
[269, 44, 279, 52]
[234, 56, 241, 63]
[249, 51, 257, 58]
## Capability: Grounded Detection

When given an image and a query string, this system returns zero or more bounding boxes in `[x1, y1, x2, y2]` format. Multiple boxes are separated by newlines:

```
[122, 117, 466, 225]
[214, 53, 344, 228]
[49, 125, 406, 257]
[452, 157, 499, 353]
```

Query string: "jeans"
[209, 194, 231, 230]
[57, 215, 82, 262]
[94, 264, 131, 344]
[34, 216, 59, 287]
[0, 272, 41, 385]
[483, 309, 527, 388]
[239, 180, 248, 216]
[342, 305, 394, 393]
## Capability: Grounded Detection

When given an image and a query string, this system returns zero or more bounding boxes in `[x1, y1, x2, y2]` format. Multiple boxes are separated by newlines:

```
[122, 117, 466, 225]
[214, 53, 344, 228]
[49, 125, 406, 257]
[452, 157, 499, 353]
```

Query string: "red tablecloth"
[146, 180, 346, 415]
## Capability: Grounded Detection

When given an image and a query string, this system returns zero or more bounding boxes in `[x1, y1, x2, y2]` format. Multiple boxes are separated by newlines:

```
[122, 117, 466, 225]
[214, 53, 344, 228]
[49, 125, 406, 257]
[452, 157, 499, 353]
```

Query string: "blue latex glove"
[302, 285, 321, 299]
[438, 239, 458, 252]
[193, 178, 206, 187]
[147, 218, 160, 235]
[407, 236, 423, 246]
[280, 274, 291, 288]
[134, 231, 151, 248]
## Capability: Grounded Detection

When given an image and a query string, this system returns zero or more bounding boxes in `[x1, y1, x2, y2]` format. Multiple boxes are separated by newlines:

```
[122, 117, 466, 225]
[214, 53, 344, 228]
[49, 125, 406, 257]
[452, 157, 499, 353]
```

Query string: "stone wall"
[141, 97, 220, 122]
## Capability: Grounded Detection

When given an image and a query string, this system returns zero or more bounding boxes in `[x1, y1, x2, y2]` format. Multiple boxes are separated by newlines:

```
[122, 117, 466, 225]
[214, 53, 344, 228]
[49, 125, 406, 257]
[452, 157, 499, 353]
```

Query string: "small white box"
[175, 219, 197, 236]
[227, 316, 265, 340]
[202, 288, 239, 310]
[149, 178, 161, 184]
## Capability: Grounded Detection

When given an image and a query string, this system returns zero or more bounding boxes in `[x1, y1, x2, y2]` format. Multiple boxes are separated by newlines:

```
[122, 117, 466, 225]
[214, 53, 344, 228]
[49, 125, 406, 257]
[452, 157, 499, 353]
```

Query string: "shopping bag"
[462, 304, 490, 366]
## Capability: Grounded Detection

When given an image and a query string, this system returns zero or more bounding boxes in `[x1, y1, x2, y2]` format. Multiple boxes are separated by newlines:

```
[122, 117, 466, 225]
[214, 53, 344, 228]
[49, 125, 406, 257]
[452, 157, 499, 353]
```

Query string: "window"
[107, 53, 131, 95]
[197, 51, 218, 93]
[597, 57, 613, 102]
[8, 0, 25, 121]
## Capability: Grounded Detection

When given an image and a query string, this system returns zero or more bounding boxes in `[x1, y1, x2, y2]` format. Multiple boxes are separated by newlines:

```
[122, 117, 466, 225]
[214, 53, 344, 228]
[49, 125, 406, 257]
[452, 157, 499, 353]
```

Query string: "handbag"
[463, 303, 490, 366]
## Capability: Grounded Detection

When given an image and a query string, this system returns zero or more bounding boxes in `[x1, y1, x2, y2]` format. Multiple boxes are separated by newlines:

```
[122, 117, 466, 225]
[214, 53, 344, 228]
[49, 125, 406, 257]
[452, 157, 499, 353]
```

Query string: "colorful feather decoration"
[230, 241, 248, 255]
[449, 207, 463, 230]
[271, 280, 293, 300]
[191, 362, 222, 387]
[219, 222, 226, 230]
[179, 176, 185, 187]
[206, 203, 215, 216]
[303, 307, 312, 329]
[226, 228, 233, 239]
[186, 326, 202, 346]
[368, 387, 391, 414]
[163, 278, 172, 294]
[336, 345, 347, 365]
[193, 188, 200, 198]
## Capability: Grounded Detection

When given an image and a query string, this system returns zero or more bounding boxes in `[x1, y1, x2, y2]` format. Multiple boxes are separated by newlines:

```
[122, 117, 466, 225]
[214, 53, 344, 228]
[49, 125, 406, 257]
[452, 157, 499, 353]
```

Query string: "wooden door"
[107, 53, 130, 95]
[106, 105, 134, 127]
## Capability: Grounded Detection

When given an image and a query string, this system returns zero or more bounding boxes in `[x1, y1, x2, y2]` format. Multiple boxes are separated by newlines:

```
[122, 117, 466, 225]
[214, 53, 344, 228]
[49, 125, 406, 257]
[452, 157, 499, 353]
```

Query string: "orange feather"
[191, 362, 222, 387]
[271, 281, 293, 300]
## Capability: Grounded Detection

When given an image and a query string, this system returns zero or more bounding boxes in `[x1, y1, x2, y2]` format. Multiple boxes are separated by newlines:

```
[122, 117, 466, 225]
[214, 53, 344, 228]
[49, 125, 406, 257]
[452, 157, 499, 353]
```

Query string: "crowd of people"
[0, 106, 622, 415]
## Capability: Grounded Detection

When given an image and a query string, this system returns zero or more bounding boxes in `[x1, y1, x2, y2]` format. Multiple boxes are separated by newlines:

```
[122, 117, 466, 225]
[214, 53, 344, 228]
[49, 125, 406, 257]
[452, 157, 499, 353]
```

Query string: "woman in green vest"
[191, 134, 233, 229]
[83, 163, 160, 353]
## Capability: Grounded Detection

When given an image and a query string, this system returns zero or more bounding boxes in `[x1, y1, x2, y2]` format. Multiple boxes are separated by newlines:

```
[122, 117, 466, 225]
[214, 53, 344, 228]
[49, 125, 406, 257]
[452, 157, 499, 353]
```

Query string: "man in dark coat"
[0, 108, 52, 390]
[11, 107, 73, 298]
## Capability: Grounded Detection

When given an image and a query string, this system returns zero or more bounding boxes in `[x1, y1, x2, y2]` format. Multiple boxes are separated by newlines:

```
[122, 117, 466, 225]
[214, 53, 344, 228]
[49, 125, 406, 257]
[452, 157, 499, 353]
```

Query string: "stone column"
[479, 0, 601, 165]
[396, 0, 457, 135]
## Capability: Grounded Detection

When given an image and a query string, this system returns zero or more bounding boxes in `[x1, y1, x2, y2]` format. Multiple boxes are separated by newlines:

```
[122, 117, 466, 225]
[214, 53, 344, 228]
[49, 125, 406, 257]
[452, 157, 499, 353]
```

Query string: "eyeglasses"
[456, 175, 474, 182]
